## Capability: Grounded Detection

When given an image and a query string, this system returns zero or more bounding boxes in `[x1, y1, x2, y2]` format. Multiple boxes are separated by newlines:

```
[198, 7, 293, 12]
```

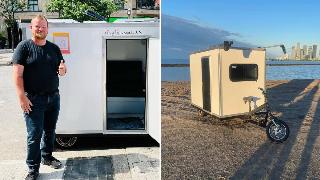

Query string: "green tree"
[0, 0, 27, 48]
[0, 0, 27, 26]
[47, 0, 124, 22]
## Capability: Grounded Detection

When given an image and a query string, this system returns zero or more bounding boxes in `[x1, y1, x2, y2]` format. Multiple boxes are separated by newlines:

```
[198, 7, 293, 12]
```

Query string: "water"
[162, 59, 320, 65]
[161, 60, 320, 81]
[267, 60, 320, 65]
[267, 65, 320, 80]
[162, 67, 190, 81]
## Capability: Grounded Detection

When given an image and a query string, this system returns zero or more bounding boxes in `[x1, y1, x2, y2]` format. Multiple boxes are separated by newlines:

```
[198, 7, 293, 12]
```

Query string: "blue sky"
[162, 0, 320, 55]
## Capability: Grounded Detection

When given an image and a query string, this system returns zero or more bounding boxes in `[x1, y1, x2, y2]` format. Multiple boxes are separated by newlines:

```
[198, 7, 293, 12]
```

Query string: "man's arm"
[13, 64, 32, 113]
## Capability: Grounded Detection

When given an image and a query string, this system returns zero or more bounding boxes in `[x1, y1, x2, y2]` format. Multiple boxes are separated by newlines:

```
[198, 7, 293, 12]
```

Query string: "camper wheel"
[197, 109, 206, 117]
[266, 117, 289, 143]
[56, 137, 78, 148]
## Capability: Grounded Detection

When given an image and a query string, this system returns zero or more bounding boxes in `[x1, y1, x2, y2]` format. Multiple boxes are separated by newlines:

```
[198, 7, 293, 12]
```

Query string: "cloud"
[162, 14, 254, 61]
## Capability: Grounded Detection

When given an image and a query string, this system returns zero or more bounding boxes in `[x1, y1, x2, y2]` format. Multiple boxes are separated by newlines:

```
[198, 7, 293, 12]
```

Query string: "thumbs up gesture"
[58, 60, 67, 76]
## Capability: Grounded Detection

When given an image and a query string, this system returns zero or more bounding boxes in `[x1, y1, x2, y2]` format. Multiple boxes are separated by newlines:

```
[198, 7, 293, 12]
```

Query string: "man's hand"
[58, 60, 67, 76]
[19, 94, 33, 114]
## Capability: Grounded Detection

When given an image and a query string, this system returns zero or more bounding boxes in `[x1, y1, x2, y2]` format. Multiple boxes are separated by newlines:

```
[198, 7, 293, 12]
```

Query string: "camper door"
[103, 37, 148, 134]
[146, 38, 160, 143]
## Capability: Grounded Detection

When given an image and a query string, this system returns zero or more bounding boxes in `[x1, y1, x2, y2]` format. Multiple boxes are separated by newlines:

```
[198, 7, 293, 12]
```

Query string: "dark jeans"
[24, 92, 60, 173]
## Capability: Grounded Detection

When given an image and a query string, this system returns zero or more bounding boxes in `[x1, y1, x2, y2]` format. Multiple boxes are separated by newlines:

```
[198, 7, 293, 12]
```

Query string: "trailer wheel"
[266, 118, 289, 143]
[56, 137, 78, 148]
[197, 109, 206, 117]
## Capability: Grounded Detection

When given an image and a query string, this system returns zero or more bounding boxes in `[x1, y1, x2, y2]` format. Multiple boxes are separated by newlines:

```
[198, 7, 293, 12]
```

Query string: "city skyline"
[288, 42, 320, 60]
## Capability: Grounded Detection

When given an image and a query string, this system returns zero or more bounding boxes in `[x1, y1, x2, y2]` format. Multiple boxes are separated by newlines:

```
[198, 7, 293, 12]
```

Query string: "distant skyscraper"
[303, 45, 307, 58]
[308, 46, 313, 59]
[296, 42, 301, 60]
[300, 49, 304, 60]
[290, 46, 296, 60]
[312, 45, 317, 59]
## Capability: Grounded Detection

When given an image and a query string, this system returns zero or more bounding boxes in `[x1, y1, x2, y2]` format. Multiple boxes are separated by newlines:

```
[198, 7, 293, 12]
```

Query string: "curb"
[0, 62, 12, 66]
[0, 49, 13, 54]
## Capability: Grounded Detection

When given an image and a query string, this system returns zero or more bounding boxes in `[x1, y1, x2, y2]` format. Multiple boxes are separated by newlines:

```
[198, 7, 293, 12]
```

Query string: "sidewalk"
[0, 65, 160, 180]
[0, 147, 160, 180]
[0, 50, 13, 66]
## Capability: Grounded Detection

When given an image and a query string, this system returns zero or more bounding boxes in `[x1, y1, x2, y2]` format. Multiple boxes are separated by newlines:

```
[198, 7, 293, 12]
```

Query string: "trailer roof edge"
[190, 46, 265, 55]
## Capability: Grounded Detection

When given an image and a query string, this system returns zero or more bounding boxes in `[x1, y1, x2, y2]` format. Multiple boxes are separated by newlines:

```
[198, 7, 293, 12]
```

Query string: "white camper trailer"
[189, 42, 290, 143]
[190, 45, 266, 118]
[19, 19, 160, 147]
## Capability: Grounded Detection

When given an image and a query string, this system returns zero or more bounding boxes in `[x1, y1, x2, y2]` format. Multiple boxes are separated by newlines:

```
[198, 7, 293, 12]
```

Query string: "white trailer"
[19, 19, 160, 147]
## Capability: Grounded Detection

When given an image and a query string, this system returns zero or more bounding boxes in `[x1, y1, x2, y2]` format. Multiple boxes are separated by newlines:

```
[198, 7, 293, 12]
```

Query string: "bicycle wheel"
[266, 117, 289, 143]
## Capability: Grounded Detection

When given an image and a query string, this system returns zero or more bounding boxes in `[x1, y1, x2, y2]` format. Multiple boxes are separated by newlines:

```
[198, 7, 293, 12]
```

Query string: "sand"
[161, 80, 320, 179]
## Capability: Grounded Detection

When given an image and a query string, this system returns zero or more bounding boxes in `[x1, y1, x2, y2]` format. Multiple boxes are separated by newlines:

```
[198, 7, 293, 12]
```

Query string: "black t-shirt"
[12, 39, 64, 93]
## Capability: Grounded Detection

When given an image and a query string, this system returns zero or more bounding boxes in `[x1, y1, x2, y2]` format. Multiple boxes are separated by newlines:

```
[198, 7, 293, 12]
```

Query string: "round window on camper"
[229, 64, 258, 82]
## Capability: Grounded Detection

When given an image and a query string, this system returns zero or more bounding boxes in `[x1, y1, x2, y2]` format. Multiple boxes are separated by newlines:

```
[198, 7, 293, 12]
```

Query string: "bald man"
[12, 15, 66, 180]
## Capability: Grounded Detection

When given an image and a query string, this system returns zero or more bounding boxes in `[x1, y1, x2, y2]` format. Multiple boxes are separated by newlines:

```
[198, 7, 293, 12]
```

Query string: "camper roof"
[47, 19, 80, 23]
[113, 18, 159, 23]
[83, 21, 107, 23]
[191, 46, 265, 55]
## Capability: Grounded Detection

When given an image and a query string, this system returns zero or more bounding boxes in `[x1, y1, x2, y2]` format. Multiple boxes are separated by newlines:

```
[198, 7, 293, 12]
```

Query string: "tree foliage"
[0, 0, 27, 26]
[46, 0, 124, 22]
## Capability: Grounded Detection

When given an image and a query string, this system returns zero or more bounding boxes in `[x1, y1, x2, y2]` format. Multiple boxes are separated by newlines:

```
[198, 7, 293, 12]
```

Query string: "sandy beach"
[161, 79, 320, 179]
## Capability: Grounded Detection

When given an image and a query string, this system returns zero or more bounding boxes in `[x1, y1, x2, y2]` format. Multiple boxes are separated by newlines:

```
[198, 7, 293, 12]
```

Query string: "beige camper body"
[190, 47, 266, 118]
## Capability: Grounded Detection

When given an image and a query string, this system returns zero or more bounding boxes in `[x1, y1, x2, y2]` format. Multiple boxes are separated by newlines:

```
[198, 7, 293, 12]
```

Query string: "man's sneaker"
[25, 171, 39, 180]
[41, 156, 63, 169]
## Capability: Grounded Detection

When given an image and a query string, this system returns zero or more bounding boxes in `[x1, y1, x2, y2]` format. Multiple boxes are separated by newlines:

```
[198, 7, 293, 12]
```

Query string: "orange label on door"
[53, 32, 70, 54]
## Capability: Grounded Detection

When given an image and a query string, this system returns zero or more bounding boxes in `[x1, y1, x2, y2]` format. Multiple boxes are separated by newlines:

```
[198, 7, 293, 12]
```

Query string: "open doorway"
[106, 39, 147, 130]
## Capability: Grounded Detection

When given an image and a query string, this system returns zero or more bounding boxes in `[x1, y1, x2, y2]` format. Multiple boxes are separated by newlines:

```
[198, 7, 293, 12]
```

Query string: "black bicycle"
[245, 88, 289, 143]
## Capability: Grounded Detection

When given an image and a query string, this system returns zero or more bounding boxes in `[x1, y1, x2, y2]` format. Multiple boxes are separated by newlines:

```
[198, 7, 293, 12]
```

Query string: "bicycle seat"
[243, 96, 255, 103]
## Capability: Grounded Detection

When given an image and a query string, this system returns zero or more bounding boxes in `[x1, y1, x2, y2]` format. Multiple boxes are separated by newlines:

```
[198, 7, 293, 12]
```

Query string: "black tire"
[56, 136, 78, 148]
[266, 117, 289, 143]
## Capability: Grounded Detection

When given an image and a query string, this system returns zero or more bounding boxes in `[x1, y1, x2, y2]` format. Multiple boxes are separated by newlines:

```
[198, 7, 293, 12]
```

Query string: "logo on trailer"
[104, 28, 143, 36]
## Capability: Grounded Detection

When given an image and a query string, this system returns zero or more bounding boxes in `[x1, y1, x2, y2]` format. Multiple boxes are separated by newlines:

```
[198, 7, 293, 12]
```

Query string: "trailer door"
[201, 57, 211, 112]
[147, 38, 160, 143]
